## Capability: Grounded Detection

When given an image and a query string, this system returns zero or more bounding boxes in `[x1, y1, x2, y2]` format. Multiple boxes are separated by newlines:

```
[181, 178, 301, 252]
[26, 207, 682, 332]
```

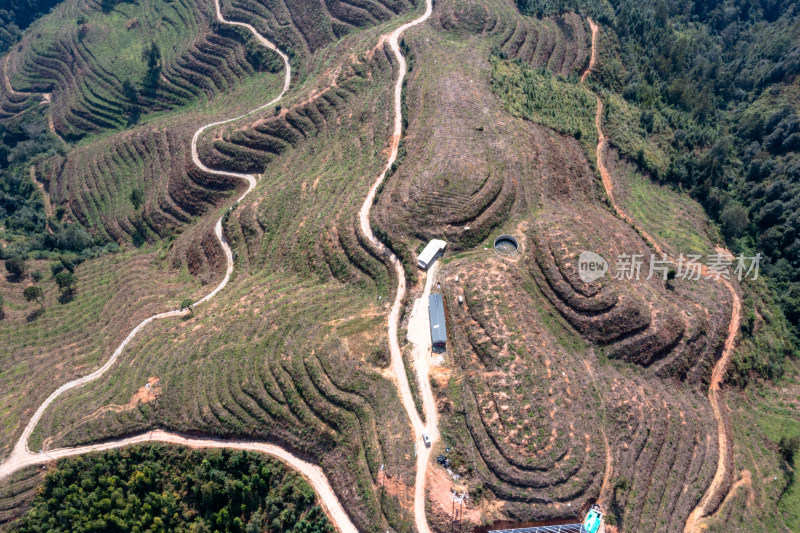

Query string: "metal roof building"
[418, 239, 447, 270]
[428, 293, 447, 349]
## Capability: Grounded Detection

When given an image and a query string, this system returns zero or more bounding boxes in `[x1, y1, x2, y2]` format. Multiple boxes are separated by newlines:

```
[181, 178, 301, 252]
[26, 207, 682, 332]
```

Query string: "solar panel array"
[488, 524, 583, 533]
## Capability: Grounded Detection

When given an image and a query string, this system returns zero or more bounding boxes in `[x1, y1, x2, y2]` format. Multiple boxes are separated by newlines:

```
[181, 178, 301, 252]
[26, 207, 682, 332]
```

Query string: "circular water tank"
[493, 235, 519, 256]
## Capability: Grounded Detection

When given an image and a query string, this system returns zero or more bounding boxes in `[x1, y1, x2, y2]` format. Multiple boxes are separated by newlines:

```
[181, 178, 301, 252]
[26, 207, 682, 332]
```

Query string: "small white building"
[418, 239, 447, 270]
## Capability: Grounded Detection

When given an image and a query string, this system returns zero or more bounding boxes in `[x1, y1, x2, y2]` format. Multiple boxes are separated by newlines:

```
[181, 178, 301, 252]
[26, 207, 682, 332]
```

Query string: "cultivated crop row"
[2, 0, 274, 140]
[28, 38, 418, 533]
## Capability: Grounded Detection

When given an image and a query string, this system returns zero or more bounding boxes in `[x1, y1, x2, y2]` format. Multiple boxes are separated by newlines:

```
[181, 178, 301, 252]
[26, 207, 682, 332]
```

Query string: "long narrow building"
[428, 293, 447, 350]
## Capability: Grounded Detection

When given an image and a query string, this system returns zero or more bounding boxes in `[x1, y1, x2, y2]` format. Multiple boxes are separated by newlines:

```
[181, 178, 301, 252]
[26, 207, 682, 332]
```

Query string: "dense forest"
[0, 0, 64, 55]
[12, 445, 334, 533]
[518, 0, 800, 365]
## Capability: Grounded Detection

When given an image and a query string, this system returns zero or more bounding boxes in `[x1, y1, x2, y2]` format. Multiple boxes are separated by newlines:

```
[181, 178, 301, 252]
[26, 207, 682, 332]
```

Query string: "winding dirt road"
[583, 19, 740, 533]
[0, 4, 361, 532]
[2, 0, 291, 465]
[580, 20, 615, 508]
[683, 273, 739, 533]
[581, 19, 598, 84]
[357, 1, 435, 531]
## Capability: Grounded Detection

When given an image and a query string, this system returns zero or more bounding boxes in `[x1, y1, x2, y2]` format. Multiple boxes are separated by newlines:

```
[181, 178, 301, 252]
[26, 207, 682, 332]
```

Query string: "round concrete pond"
[493, 235, 519, 256]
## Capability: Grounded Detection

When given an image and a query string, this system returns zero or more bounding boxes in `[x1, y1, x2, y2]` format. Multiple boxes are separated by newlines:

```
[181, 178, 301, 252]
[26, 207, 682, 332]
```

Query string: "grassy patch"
[490, 56, 597, 154]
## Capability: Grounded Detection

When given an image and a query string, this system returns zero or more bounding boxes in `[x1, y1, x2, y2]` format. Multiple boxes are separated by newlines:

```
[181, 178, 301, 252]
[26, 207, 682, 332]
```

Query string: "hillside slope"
[1, 0, 799, 531]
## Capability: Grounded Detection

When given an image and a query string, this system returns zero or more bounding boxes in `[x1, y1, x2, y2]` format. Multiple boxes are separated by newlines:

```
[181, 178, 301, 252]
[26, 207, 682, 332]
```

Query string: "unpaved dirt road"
[357, 1, 435, 531]
[0, 5, 360, 533]
[3, 0, 290, 465]
[582, 20, 614, 508]
[684, 269, 740, 532]
[581, 18, 599, 84]
[405, 263, 441, 530]
[583, 19, 741, 533]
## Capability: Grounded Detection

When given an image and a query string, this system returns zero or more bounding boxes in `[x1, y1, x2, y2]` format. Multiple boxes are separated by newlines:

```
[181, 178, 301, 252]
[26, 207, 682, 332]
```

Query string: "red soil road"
[583, 19, 741, 532]
[580, 18, 598, 84]
[684, 267, 740, 533]
[582, 19, 614, 508]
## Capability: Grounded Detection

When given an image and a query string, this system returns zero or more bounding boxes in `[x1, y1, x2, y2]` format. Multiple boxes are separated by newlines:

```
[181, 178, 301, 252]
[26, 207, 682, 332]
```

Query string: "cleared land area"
[370, 2, 743, 530]
[1, 0, 799, 531]
[1, 0, 424, 530]
[2, 3, 429, 532]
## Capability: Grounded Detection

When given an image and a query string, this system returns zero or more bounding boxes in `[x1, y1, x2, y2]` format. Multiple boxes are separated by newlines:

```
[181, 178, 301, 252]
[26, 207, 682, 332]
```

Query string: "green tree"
[121, 79, 141, 124]
[779, 435, 800, 466]
[122, 79, 138, 104]
[143, 41, 161, 71]
[23, 285, 43, 308]
[5, 256, 26, 279]
[720, 204, 749, 239]
[55, 271, 77, 295]
[142, 42, 161, 95]
[180, 298, 194, 316]
[15, 446, 333, 533]
[130, 188, 145, 210]
[666, 268, 677, 290]
[0, 293, 4, 318]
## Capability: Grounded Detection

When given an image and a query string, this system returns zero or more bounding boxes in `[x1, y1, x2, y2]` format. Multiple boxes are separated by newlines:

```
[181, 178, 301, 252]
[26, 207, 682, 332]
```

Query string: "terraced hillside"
[15, 15, 429, 531]
[0, 0, 422, 141]
[2, 0, 798, 530]
[33, 113, 263, 281]
[0, 249, 208, 462]
[0, 467, 42, 531]
[369, 5, 591, 255]
[3, 0, 259, 139]
[0, 0, 290, 461]
[220, 0, 419, 66]
[703, 359, 800, 533]
[197, 60, 384, 175]
[365, 0, 738, 530]
[1, 0, 423, 529]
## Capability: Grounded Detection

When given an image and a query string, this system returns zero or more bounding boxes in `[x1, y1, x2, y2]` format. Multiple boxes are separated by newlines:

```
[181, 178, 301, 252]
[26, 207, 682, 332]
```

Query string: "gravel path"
[357, 1, 436, 531]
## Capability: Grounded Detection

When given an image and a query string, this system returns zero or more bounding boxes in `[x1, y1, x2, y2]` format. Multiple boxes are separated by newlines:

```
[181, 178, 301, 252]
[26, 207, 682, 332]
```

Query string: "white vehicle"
[422, 432, 432, 448]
